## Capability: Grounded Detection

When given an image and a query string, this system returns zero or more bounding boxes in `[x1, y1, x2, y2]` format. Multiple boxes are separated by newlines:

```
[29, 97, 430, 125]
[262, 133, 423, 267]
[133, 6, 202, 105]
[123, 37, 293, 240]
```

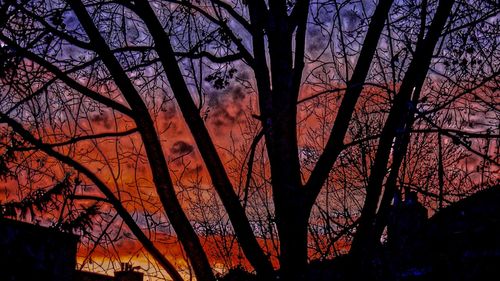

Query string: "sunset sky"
[0, 0, 498, 280]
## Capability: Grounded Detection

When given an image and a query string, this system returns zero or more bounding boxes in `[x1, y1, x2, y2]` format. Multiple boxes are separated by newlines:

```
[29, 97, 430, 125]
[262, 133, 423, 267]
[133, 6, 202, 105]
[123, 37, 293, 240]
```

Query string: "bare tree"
[0, 0, 498, 280]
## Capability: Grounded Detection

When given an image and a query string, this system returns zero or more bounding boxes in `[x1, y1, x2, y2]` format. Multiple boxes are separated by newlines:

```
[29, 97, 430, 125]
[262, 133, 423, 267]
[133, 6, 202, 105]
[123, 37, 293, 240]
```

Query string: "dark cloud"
[170, 140, 194, 155]
[341, 9, 361, 32]
[236, 69, 250, 80]
[90, 111, 112, 129]
[161, 104, 178, 120]
[207, 86, 246, 129]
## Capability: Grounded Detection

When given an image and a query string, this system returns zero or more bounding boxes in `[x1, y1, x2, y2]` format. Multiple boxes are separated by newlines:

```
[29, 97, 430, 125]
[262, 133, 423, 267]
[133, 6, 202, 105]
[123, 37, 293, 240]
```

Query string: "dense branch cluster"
[0, 0, 498, 280]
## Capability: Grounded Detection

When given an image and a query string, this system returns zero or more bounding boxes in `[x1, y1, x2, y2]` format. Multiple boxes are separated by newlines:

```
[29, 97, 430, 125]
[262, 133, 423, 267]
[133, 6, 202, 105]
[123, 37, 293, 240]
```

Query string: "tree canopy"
[0, 0, 498, 280]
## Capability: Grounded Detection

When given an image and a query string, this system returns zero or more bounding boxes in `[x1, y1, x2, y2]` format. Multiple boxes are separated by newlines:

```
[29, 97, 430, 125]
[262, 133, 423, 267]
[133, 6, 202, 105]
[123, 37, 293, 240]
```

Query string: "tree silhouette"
[0, 0, 498, 280]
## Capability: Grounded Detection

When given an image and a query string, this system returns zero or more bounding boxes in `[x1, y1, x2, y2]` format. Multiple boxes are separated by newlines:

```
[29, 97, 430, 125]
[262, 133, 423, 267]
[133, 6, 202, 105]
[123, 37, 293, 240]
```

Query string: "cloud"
[207, 86, 246, 130]
[89, 111, 113, 130]
[170, 141, 194, 156]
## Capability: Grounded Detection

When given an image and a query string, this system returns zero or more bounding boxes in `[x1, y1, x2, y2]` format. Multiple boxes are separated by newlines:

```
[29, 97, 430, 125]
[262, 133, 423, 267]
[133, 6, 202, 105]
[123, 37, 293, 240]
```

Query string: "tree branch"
[131, 1, 274, 276]
[67, 1, 215, 280]
[15, 128, 138, 151]
[304, 0, 395, 205]
[0, 112, 184, 281]
[0, 35, 134, 117]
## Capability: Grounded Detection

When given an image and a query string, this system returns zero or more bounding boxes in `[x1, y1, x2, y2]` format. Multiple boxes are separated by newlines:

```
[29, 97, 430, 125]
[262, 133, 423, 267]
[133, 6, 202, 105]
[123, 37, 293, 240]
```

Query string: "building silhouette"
[0, 218, 143, 281]
[0, 218, 78, 281]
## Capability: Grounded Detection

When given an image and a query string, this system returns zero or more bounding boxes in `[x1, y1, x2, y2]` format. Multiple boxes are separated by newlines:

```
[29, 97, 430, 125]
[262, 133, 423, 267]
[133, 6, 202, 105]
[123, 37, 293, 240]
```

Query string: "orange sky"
[1, 78, 497, 280]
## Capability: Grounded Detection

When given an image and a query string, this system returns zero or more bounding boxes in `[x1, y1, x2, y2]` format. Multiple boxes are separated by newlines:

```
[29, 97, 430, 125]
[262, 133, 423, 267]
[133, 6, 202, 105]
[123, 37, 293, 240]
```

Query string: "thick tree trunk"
[261, 2, 310, 279]
[275, 192, 310, 281]
[267, 101, 306, 280]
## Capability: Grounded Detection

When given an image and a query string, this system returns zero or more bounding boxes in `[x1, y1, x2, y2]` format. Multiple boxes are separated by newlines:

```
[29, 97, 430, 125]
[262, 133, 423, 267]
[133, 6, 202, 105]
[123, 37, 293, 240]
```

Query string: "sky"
[0, 0, 498, 280]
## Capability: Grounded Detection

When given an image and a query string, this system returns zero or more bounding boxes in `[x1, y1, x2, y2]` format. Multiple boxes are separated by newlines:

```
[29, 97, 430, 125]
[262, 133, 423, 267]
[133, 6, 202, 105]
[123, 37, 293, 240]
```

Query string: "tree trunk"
[275, 192, 310, 281]
[304, 0, 394, 198]
[130, 2, 275, 278]
[68, 1, 216, 280]
[350, 0, 455, 259]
